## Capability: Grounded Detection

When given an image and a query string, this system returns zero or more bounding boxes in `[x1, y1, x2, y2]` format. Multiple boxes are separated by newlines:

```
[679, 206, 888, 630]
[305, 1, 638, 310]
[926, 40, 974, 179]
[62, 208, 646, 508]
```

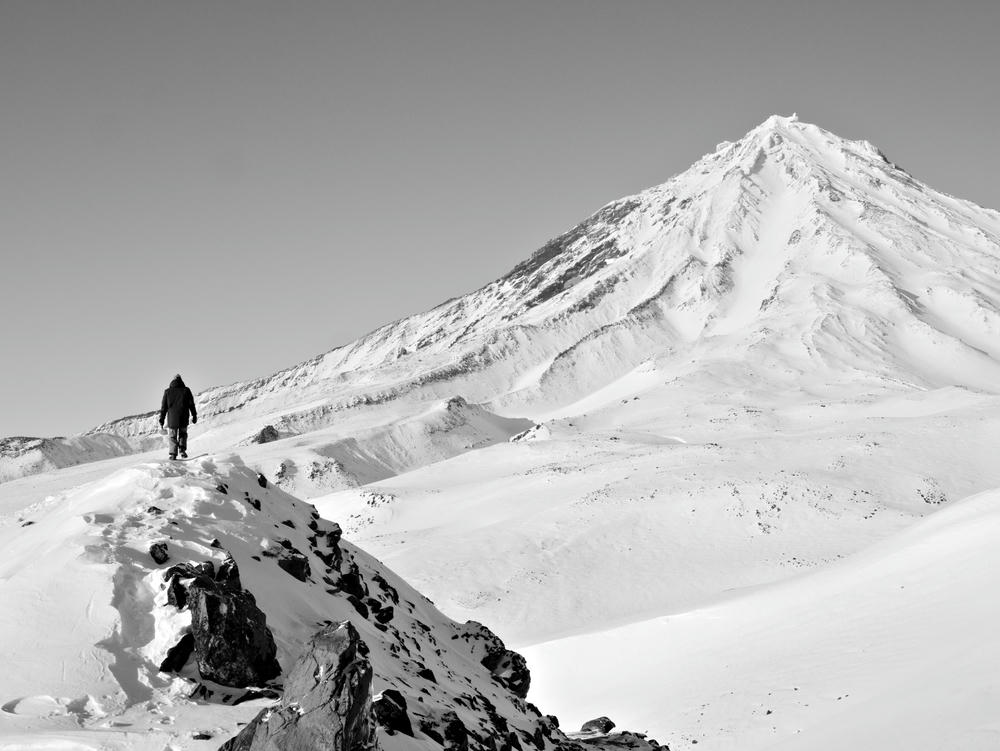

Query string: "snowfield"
[3, 115, 1000, 749]
[524, 486, 1000, 750]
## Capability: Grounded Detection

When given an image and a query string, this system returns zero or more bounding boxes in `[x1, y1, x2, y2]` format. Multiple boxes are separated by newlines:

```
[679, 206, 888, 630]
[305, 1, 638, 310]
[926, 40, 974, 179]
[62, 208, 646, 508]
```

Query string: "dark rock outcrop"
[276, 547, 311, 582]
[158, 633, 194, 673]
[581, 717, 616, 734]
[249, 425, 280, 444]
[578, 731, 664, 748]
[457, 621, 531, 699]
[188, 582, 281, 687]
[149, 541, 169, 564]
[441, 711, 469, 751]
[482, 648, 530, 699]
[373, 688, 412, 736]
[219, 621, 378, 751]
[160, 557, 281, 688]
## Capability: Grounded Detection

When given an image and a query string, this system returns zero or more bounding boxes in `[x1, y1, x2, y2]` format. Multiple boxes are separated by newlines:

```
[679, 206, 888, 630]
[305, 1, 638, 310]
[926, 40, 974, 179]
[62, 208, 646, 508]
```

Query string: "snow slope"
[0, 456, 565, 750]
[314, 384, 1000, 645]
[522, 486, 1000, 750]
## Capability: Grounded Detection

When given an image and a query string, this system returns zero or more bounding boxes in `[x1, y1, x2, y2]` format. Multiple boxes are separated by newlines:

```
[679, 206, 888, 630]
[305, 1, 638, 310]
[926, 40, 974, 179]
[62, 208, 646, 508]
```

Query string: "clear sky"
[2, 0, 999, 437]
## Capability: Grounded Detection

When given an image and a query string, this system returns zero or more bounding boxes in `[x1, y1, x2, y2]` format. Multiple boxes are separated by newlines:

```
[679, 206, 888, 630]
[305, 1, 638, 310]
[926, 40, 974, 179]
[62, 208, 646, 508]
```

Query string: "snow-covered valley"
[3, 115, 1000, 749]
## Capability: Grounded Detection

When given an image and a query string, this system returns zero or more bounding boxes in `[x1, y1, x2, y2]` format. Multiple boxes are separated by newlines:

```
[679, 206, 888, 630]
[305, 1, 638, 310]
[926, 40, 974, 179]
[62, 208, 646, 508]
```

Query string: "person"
[159, 374, 197, 459]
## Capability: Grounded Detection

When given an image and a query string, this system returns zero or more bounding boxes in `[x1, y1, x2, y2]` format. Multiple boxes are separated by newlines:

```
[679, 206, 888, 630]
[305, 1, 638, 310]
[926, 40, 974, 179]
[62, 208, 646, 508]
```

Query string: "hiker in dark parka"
[159, 374, 197, 459]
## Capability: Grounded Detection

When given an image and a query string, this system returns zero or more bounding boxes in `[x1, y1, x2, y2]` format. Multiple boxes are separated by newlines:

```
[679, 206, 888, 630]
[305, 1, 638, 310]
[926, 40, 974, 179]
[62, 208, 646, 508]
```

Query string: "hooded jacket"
[159, 376, 197, 429]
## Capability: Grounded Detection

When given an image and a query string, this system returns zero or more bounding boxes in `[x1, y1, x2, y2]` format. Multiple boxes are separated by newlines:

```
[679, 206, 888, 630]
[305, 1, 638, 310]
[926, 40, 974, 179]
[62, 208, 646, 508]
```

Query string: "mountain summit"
[102, 115, 996, 433]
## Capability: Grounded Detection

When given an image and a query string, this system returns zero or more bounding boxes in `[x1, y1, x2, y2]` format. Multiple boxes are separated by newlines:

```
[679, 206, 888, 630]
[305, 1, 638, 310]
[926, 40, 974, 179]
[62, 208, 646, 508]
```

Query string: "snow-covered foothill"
[0, 454, 611, 750]
[523, 485, 1000, 751]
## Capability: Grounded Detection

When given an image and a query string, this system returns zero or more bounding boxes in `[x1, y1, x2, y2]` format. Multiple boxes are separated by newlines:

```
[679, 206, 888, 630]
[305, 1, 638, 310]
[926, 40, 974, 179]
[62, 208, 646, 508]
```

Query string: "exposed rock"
[457, 621, 531, 698]
[373, 688, 412, 736]
[441, 711, 469, 751]
[189, 586, 279, 687]
[149, 541, 169, 564]
[578, 731, 664, 749]
[276, 546, 311, 582]
[159, 633, 195, 672]
[346, 594, 369, 619]
[327, 522, 343, 545]
[337, 565, 366, 599]
[249, 425, 280, 445]
[256, 472, 268, 488]
[581, 717, 616, 734]
[416, 666, 436, 683]
[219, 621, 378, 751]
[166, 574, 188, 609]
[216, 554, 242, 588]
[161, 558, 280, 688]
[482, 648, 530, 699]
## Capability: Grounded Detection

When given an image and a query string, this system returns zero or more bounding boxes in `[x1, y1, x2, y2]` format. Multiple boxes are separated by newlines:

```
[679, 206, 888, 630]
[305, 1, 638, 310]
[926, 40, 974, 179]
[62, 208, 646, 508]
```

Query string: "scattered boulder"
[256, 473, 268, 489]
[346, 595, 369, 619]
[373, 688, 413, 736]
[219, 621, 378, 751]
[581, 716, 616, 734]
[160, 558, 280, 688]
[337, 565, 366, 599]
[249, 425, 280, 445]
[276, 546, 311, 582]
[327, 522, 343, 545]
[189, 581, 280, 687]
[149, 542, 169, 564]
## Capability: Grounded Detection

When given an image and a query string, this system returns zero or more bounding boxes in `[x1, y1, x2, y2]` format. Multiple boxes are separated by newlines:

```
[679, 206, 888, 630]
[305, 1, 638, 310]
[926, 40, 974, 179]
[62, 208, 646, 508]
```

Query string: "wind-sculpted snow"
[0, 434, 162, 483]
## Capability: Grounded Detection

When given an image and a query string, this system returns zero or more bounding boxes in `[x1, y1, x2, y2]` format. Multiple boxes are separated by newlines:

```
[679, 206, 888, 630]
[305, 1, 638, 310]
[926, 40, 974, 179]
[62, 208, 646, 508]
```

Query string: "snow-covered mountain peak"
[5, 117, 1000, 473]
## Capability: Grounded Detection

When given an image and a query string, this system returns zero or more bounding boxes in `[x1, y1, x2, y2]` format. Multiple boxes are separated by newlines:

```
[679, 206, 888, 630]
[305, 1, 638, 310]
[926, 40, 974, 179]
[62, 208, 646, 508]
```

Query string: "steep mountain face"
[86, 115, 1000, 443]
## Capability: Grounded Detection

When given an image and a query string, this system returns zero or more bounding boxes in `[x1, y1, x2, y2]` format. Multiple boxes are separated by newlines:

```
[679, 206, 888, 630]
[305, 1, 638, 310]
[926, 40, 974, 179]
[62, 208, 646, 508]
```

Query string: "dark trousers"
[168, 427, 188, 457]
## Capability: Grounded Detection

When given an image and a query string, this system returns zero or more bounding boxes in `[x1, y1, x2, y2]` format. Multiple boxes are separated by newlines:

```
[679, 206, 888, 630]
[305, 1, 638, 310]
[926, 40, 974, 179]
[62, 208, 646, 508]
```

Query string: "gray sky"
[2, 0, 999, 436]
